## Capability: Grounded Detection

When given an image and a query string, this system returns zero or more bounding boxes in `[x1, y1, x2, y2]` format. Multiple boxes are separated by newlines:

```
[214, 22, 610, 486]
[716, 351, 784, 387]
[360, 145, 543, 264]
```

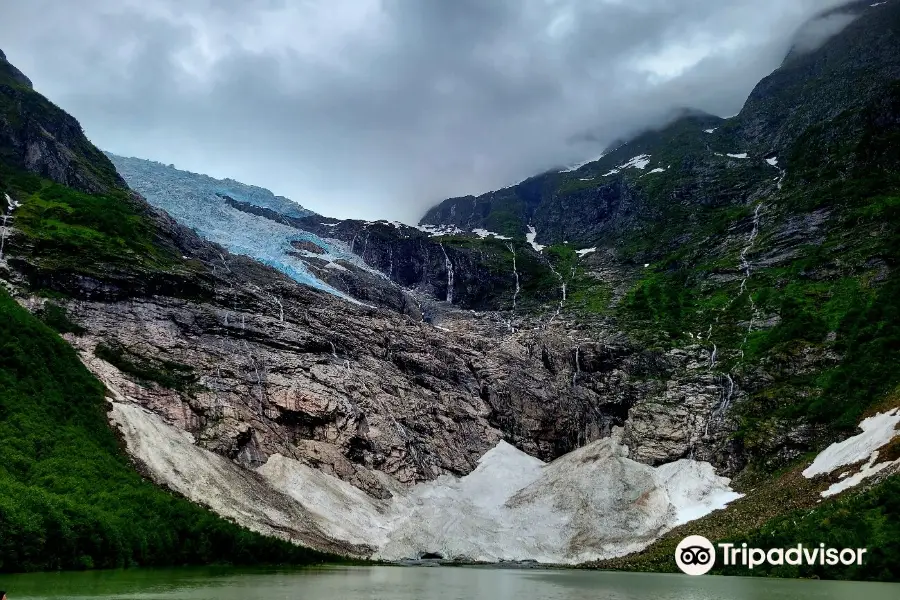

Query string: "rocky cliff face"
[415, 0, 900, 467]
[22, 254, 740, 492]
[0, 59, 739, 500]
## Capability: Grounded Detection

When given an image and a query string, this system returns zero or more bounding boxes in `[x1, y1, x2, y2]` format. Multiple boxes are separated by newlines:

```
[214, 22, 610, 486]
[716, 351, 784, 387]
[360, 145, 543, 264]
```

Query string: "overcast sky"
[0, 0, 855, 223]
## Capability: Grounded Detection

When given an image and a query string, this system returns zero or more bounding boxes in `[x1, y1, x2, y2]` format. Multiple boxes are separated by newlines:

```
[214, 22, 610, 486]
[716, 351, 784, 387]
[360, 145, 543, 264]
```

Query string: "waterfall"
[439, 243, 455, 303]
[548, 262, 566, 320]
[701, 204, 763, 434]
[736, 204, 764, 358]
[704, 374, 735, 436]
[703, 203, 764, 365]
[572, 346, 581, 386]
[738, 203, 763, 295]
[507, 243, 520, 310]
[0, 193, 18, 261]
[0, 213, 10, 260]
[740, 300, 757, 361]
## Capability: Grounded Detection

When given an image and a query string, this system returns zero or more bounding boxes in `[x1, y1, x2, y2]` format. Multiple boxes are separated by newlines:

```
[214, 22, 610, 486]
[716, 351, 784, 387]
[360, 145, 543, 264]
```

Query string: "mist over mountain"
[0, 0, 856, 223]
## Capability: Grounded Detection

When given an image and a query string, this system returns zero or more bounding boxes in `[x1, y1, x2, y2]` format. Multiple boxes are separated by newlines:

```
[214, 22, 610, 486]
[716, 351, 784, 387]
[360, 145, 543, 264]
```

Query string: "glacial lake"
[1, 566, 897, 599]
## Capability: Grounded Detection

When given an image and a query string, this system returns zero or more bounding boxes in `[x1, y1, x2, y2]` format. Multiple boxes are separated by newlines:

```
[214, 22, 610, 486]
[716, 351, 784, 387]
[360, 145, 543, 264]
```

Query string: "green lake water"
[0, 566, 897, 599]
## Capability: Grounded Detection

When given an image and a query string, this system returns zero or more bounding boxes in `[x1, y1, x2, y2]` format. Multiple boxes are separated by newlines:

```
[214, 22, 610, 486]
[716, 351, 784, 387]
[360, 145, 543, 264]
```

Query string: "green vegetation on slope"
[0, 289, 337, 573]
[715, 474, 900, 581]
[593, 467, 900, 582]
[1, 164, 181, 277]
[605, 79, 900, 473]
[94, 342, 200, 394]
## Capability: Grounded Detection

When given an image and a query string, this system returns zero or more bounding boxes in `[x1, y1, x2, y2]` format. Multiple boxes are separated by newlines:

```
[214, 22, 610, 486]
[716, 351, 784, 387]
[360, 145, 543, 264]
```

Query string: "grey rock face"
[298, 218, 525, 311]
[13, 219, 737, 497]
[735, 1, 900, 155]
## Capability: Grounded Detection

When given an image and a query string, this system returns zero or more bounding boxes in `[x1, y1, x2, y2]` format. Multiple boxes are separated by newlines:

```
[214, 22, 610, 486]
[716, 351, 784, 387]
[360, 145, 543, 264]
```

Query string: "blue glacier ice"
[105, 153, 370, 300]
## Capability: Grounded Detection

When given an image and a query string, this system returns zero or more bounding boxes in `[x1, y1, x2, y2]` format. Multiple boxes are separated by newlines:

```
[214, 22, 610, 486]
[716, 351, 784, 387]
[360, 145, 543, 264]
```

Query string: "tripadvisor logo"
[676, 535, 717, 575]
[675, 535, 868, 576]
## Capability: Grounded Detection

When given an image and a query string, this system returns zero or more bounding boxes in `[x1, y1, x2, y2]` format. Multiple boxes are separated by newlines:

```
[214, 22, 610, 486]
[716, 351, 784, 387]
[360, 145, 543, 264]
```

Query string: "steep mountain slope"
[106, 154, 564, 314]
[1, 46, 750, 565]
[421, 1, 900, 255]
[413, 0, 900, 576]
[418, 0, 900, 470]
[0, 51, 339, 573]
[104, 155, 387, 303]
[0, 289, 340, 572]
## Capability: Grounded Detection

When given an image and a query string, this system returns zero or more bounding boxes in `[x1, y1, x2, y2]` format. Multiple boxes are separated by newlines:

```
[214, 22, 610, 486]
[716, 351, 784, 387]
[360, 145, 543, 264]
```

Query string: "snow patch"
[602, 154, 652, 177]
[559, 153, 607, 173]
[526, 226, 545, 252]
[108, 402, 371, 556]
[766, 157, 779, 167]
[472, 228, 512, 240]
[622, 154, 651, 169]
[822, 452, 898, 498]
[575, 247, 597, 257]
[656, 460, 743, 525]
[416, 223, 463, 236]
[803, 409, 900, 479]
[377, 436, 740, 564]
[259, 454, 396, 548]
[704, 128, 717, 134]
[871, 2, 887, 6]
[727, 153, 749, 159]
[645, 168, 666, 175]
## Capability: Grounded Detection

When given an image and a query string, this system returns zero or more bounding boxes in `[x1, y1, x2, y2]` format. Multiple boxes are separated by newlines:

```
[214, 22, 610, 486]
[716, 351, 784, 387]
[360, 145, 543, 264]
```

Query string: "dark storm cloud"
[0, 0, 856, 222]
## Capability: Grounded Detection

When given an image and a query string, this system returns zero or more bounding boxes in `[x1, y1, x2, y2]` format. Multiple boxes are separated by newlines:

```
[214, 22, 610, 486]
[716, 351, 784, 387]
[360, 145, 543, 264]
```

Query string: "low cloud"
[0, 0, 856, 223]
[789, 12, 859, 56]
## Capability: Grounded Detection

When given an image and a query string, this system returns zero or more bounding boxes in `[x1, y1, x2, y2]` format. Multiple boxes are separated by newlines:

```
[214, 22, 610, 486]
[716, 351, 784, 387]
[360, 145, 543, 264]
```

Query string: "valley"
[1, 0, 899, 583]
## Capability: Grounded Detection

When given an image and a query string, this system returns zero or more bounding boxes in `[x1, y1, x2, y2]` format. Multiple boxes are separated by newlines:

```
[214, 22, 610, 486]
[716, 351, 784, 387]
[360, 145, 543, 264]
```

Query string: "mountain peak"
[0, 48, 33, 89]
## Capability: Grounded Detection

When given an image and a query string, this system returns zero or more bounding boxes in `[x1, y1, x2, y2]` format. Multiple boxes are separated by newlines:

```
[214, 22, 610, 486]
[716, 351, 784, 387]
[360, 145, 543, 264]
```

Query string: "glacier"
[105, 154, 373, 299]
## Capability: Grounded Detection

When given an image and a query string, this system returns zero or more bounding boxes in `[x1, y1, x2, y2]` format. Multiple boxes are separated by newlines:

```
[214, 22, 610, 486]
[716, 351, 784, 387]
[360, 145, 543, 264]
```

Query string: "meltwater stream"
[0, 566, 895, 600]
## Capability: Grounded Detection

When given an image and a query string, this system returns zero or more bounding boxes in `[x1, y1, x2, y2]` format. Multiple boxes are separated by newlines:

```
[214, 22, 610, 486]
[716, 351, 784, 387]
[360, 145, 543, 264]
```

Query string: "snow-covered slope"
[111, 400, 742, 564]
[105, 154, 374, 299]
[803, 408, 900, 497]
